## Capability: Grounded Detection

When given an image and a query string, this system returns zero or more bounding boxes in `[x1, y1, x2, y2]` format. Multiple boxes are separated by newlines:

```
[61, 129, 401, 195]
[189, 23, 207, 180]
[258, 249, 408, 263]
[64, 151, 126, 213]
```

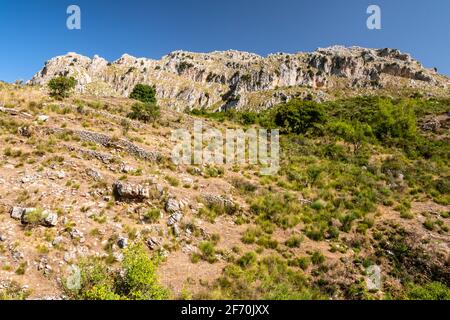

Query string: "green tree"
[372, 100, 417, 141]
[329, 120, 373, 153]
[129, 84, 157, 104]
[48, 76, 77, 100]
[274, 100, 326, 134]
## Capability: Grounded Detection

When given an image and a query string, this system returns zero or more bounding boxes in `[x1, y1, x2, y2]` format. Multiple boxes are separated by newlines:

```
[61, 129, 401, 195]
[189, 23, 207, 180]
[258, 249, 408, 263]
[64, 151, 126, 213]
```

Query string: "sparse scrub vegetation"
[65, 244, 168, 300]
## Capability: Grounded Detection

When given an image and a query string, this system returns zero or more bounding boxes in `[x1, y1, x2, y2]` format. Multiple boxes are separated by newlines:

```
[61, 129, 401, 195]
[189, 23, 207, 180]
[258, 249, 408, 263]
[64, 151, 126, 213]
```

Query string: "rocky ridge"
[29, 46, 449, 111]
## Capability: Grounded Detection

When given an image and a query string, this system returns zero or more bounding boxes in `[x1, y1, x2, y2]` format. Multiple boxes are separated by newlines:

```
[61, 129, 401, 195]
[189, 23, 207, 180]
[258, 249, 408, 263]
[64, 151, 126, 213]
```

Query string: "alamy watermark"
[366, 265, 382, 291]
[367, 5, 382, 30]
[171, 120, 280, 176]
[65, 265, 81, 291]
[67, 5, 81, 30]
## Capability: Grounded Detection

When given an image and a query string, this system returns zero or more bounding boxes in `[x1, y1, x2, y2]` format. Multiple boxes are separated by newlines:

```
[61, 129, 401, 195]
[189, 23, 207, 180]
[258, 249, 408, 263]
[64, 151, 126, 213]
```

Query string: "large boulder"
[112, 181, 151, 202]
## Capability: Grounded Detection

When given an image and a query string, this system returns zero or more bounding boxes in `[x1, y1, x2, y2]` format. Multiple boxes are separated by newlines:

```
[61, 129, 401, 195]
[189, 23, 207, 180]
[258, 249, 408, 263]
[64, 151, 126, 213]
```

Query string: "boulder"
[112, 181, 151, 201]
[85, 168, 103, 181]
[37, 115, 49, 122]
[42, 210, 58, 227]
[117, 236, 128, 249]
[167, 212, 183, 226]
[119, 163, 135, 173]
[146, 237, 162, 250]
[165, 198, 181, 214]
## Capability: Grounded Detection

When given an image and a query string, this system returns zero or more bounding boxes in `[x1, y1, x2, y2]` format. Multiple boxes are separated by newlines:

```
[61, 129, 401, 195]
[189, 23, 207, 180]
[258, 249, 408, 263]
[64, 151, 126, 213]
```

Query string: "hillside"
[0, 50, 449, 300]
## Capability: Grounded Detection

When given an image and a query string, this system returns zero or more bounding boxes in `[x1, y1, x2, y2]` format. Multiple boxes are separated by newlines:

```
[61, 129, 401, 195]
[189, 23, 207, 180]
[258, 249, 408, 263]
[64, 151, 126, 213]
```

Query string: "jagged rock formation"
[29, 46, 449, 110]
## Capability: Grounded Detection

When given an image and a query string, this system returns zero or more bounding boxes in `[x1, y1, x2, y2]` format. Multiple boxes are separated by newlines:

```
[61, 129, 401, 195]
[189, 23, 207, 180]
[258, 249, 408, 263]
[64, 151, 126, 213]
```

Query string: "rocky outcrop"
[29, 47, 448, 111]
[45, 128, 161, 162]
[10, 207, 58, 227]
[202, 193, 238, 214]
[112, 181, 152, 202]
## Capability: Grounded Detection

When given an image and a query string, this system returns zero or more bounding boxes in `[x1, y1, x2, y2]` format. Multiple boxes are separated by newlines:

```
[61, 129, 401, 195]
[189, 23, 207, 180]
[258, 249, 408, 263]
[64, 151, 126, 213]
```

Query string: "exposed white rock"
[29, 47, 448, 111]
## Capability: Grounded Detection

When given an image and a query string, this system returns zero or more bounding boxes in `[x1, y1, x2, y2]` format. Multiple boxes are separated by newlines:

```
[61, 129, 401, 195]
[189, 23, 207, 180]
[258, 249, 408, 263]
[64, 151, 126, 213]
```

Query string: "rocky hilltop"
[29, 46, 449, 110]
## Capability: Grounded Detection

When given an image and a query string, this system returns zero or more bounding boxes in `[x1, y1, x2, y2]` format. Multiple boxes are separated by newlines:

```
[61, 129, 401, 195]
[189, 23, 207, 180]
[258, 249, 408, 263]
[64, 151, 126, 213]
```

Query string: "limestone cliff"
[29, 46, 449, 111]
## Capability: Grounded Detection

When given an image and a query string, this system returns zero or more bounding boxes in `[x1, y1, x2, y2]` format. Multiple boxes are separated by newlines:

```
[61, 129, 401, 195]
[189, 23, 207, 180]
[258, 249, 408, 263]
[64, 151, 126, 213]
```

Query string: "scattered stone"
[85, 168, 103, 181]
[42, 210, 58, 227]
[117, 236, 128, 249]
[37, 115, 49, 122]
[120, 163, 135, 173]
[182, 177, 194, 187]
[18, 126, 32, 137]
[38, 257, 52, 275]
[113, 252, 124, 262]
[56, 171, 66, 179]
[146, 237, 162, 250]
[11, 249, 24, 261]
[10, 207, 27, 220]
[173, 224, 181, 237]
[182, 244, 197, 254]
[165, 198, 181, 214]
[421, 118, 441, 132]
[20, 175, 35, 184]
[69, 229, 85, 241]
[52, 236, 63, 246]
[167, 212, 183, 226]
[63, 251, 76, 263]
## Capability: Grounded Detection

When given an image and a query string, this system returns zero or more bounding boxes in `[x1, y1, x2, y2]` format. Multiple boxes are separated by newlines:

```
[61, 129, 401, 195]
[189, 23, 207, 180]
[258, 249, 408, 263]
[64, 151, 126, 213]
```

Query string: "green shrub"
[129, 84, 157, 104]
[127, 102, 160, 123]
[48, 76, 76, 100]
[117, 244, 168, 300]
[231, 178, 257, 193]
[241, 227, 263, 244]
[67, 244, 168, 300]
[143, 209, 161, 223]
[0, 281, 31, 300]
[250, 193, 302, 229]
[211, 255, 324, 300]
[407, 282, 450, 300]
[311, 251, 325, 265]
[285, 235, 302, 248]
[236, 252, 257, 269]
[193, 241, 218, 264]
[289, 257, 310, 270]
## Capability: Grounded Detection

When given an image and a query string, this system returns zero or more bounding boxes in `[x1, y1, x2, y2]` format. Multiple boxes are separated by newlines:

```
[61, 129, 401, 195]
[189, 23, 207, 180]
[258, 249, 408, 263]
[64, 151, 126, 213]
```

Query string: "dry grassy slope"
[0, 84, 449, 299]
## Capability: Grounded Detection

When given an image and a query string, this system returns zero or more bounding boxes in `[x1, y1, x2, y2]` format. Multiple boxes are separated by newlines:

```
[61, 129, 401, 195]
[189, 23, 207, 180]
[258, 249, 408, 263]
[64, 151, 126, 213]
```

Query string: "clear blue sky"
[0, 0, 449, 82]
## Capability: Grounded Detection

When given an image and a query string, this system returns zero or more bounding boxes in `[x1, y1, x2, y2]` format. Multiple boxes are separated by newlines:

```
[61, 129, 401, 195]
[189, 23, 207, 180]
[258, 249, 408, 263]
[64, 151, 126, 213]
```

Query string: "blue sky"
[0, 0, 449, 82]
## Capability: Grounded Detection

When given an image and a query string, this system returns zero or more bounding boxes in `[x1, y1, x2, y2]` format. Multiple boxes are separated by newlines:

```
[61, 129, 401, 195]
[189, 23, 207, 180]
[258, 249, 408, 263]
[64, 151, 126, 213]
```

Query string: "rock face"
[29, 47, 448, 111]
